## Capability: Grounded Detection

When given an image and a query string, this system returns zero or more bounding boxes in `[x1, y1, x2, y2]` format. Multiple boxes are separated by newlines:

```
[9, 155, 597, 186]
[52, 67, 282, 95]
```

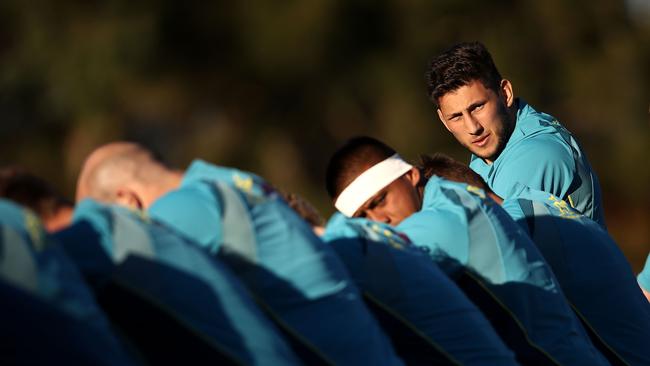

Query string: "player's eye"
[470, 103, 485, 113]
[374, 192, 387, 207]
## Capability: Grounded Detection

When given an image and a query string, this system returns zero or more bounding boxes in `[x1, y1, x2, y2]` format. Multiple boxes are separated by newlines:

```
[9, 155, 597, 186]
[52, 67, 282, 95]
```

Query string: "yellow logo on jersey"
[231, 173, 269, 205]
[466, 185, 486, 199]
[370, 223, 405, 250]
[233, 174, 254, 193]
[23, 210, 45, 251]
[548, 195, 580, 219]
[567, 195, 576, 208]
[131, 208, 152, 224]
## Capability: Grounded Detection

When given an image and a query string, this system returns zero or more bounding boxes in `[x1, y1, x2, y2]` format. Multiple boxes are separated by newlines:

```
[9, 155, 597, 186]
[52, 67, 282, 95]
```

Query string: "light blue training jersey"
[57, 199, 301, 366]
[469, 99, 605, 227]
[502, 185, 650, 365]
[640, 254, 650, 294]
[323, 213, 518, 366]
[397, 176, 608, 366]
[149, 160, 404, 366]
[0, 199, 133, 365]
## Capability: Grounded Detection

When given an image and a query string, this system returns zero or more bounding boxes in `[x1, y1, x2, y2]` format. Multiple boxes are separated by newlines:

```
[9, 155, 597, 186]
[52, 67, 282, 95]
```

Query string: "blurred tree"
[0, 0, 647, 269]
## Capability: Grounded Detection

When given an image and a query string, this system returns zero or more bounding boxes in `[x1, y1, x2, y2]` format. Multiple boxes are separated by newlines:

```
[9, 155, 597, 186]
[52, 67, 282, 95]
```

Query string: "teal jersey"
[502, 185, 650, 365]
[469, 99, 605, 227]
[149, 160, 404, 366]
[0, 277, 131, 365]
[58, 199, 301, 366]
[399, 176, 554, 288]
[323, 213, 518, 366]
[0, 199, 133, 365]
[640, 254, 650, 293]
[397, 177, 608, 366]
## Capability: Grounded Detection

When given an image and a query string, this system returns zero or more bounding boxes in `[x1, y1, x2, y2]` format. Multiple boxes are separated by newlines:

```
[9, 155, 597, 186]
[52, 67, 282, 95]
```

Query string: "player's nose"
[465, 114, 483, 135]
[367, 210, 391, 225]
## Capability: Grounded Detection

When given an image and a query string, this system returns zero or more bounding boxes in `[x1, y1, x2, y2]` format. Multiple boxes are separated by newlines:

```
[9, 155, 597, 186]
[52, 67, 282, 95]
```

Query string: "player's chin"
[470, 146, 498, 161]
[468, 146, 489, 158]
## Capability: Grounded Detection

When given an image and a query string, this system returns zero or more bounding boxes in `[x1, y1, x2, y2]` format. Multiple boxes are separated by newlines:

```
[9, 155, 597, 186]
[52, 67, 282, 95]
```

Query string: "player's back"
[56, 199, 301, 365]
[502, 185, 650, 365]
[323, 213, 518, 366]
[0, 199, 134, 365]
[149, 160, 404, 366]
[397, 176, 608, 366]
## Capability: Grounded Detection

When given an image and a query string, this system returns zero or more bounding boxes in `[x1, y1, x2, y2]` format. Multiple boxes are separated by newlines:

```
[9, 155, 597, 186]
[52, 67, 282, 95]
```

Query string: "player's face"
[437, 79, 515, 164]
[353, 169, 421, 226]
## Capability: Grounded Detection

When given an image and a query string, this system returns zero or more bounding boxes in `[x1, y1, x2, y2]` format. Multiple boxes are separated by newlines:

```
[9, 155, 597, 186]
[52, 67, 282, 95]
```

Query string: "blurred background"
[1, 0, 648, 270]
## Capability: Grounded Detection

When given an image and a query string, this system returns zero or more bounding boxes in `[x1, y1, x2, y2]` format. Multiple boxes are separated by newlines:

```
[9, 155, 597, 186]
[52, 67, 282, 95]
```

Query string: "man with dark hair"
[0, 167, 73, 232]
[325, 135, 609, 365]
[418, 153, 489, 191]
[326, 136, 423, 226]
[282, 190, 518, 364]
[422, 153, 650, 366]
[425, 41, 605, 227]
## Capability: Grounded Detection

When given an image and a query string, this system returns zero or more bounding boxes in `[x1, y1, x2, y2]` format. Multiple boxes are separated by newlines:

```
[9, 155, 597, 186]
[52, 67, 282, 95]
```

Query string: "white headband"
[335, 154, 413, 217]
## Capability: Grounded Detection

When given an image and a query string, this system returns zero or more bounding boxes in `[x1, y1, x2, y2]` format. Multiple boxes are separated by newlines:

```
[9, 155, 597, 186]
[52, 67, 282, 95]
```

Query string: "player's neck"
[487, 191, 503, 205]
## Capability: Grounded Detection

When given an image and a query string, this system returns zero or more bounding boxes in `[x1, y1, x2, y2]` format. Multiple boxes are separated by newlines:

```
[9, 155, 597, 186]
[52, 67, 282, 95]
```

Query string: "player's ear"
[500, 79, 514, 108]
[115, 187, 144, 210]
[437, 108, 451, 131]
[404, 167, 421, 187]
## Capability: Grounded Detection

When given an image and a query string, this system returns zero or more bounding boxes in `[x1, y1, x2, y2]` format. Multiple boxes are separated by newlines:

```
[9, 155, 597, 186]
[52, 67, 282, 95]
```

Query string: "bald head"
[76, 142, 182, 209]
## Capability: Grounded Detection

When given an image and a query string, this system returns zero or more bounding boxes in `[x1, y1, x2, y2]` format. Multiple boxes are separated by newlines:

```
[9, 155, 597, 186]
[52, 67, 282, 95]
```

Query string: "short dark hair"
[280, 191, 325, 228]
[425, 41, 503, 107]
[0, 166, 73, 219]
[325, 136, 396, 200]
[418, 153, 490, 192]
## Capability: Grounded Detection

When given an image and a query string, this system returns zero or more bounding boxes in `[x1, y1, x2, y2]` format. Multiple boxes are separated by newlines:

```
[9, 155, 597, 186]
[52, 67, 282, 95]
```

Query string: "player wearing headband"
[425, 42, 605, 227]
[422, 153, 650, 366]
[75, 142, 404, 366]
[281, 192, 518, 364]
[326, 136, 609, 365]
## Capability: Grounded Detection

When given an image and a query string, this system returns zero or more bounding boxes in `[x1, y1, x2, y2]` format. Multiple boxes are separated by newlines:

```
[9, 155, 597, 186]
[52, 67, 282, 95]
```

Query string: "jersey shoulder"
[149, 182, 223, 251]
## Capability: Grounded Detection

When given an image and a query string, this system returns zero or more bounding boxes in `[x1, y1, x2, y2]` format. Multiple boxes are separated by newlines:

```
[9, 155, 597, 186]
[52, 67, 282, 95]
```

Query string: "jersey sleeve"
[397, 209, 469, 265]
[638, 253, 650, 292]
[497, 137, 575, 200]
[149, 182, 223, 253]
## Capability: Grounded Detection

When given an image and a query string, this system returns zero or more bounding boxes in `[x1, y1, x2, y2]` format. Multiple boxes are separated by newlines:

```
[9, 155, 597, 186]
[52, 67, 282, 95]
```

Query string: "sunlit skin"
[437, 79, 516, 164]
[352, 168, 422, 226]
[43, 206, 74, 233]
[643, 287, 650, 303]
